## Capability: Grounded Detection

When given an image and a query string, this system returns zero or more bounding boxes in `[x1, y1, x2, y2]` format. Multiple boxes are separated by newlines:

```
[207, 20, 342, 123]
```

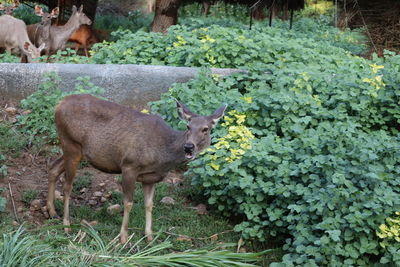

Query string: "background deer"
[47, 94, 226, 243]
[44, 5, 91, 58]
[0, 0, 19, 15]
[0, 14, 45, 62]
[27, 6, 59, 52]
[67, 24, 98, 57]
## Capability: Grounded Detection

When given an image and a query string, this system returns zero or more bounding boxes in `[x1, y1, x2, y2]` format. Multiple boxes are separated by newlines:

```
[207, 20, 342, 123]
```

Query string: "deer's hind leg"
[47, 155, 65, 218]
[60, 140, 82, 232]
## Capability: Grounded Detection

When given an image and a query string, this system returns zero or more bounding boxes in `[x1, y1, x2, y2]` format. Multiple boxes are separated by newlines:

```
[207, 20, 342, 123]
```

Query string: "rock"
[107, 204, 121, 215]
[210, 234, 218, 242]
[99, 182, 105, 187]
[195, 204, 208, 215]
[5, 107, 17, 116]
[5, 107, 17, 123]
[93, 191, 103, 197]
[88, 200, 97, 206]
[104, 192, 112, 198]
[81, 219, 98, 227]
[17, 206, 24, 212]
[80, 188, 87, 193]
[55, 190, 63, 201]
[100, 197, 107, 203]
[12, 220, 19, 226]
[21, 110, 31, 115]
[176, 235, 191, 242]
[160, 196, 175, 205]
[30, 199, 41, 211]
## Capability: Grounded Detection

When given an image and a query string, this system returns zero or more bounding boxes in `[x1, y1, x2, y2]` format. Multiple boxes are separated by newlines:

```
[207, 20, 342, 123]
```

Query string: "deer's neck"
[54, 15, 80, 43]
[167, 129, 188, 164]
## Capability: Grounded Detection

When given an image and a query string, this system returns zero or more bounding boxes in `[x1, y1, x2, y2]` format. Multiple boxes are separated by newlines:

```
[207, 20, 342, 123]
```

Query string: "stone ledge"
[0, 63, 240, 107]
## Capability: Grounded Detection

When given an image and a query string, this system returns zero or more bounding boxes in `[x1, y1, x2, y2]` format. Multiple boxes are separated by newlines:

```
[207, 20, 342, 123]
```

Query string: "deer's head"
[34, 6, 59, 26]
[176, 100, 227, 160]
[23, 42, 45, 62]
[71, 5, 91, 26]
[0, 0, 19, 15]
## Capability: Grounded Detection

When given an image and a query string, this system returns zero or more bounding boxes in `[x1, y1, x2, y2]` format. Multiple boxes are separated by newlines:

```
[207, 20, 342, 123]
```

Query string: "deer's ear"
[210, 104, 227, 126]
[71, 5, 77, 13]
[34, 5, 43, 16]
[38, 43, 45, 51]
[51, 7, 59, 18]
[176, 100, 195, 121]
[78, 5, 83, 12]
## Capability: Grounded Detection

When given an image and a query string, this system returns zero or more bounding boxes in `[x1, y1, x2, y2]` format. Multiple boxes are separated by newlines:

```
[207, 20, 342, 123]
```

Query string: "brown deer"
[0, 0, 19, 15]
[0, 14, 45, 62]
[44, 5, 91, 58]
[27, 6, 59, 51]
[47, 94, 227, 243]
[68, 24, 98, 57]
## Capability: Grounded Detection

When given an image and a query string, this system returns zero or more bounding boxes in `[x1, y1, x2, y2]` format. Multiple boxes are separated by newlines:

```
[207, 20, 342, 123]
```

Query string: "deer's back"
[0, 15, 27, 49]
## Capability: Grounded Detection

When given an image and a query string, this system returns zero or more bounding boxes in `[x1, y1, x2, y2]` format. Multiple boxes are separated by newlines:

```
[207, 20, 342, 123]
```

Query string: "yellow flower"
[370, 63, 384, 74]
[210, 163, 220, 170]
[141, 109, 150, 114]
[242, 97, 252, 104]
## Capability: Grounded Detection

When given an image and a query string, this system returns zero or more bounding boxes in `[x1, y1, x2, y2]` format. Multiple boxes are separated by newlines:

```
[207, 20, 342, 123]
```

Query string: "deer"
[0, 14, 45, 62]
[47, 94, 227, 244]
[27, 6, 59, 52]
[0, 0, 19, 15]
[67, 24, 98, 57]
[44, 5, 91, 58]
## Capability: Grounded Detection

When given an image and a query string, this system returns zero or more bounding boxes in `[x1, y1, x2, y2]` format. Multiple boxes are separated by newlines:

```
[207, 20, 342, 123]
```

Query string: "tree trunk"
[251, 1, 267, 20]
[151, 0, 181, 33]
[146, 0, 156, 13]
[202, 1, 211, 16]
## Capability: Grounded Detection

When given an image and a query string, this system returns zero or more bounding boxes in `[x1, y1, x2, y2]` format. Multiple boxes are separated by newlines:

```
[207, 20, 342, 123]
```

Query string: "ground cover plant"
[148, 48, 400, 265]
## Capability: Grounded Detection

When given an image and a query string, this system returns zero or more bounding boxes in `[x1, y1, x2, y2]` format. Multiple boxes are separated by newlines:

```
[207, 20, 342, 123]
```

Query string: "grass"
[21, 189, 39, 206]
[72, 171, 93, 194]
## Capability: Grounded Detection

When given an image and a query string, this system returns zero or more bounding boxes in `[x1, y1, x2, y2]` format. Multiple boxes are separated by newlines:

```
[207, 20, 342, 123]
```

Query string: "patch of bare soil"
[1, 151, 185, 226]
[339, 0, 400, 56]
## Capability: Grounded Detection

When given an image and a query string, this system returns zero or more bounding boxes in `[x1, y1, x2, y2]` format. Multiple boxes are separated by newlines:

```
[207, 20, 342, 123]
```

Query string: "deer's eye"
[202, 127, 209, 133]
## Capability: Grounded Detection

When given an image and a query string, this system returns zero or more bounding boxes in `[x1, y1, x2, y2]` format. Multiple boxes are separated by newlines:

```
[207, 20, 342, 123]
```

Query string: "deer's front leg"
[120, 167, 136, 244]
[143, 183, 156, 241]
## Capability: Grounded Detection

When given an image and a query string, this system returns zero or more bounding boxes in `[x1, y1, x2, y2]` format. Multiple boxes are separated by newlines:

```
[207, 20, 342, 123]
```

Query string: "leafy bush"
[18, 72, 104, 144]
[90, 18, 365, 67]
[149, 54, 400, 265]
[377, 211, 400, 264]
[0, 51, 19, 63]
[95, 10, 152, 35]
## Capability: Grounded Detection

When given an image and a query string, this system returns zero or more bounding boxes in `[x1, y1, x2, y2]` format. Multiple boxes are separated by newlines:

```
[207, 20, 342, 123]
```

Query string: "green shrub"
[90, 17, 366, 66]
[95, 10, 152, 35]
[149, 58, 400, 265]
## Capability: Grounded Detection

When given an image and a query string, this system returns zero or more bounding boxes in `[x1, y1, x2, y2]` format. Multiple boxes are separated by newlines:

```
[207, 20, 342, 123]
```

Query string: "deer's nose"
[184, 143, 195, 153]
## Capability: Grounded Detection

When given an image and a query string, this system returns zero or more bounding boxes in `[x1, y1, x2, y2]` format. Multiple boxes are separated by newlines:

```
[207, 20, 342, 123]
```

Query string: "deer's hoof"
[146, 235, 154, 242]
[120, 233, 128, 244]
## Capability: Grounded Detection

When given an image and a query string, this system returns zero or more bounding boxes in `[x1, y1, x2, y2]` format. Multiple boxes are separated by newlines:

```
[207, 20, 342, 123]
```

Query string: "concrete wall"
[0, 63, 240, 107]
